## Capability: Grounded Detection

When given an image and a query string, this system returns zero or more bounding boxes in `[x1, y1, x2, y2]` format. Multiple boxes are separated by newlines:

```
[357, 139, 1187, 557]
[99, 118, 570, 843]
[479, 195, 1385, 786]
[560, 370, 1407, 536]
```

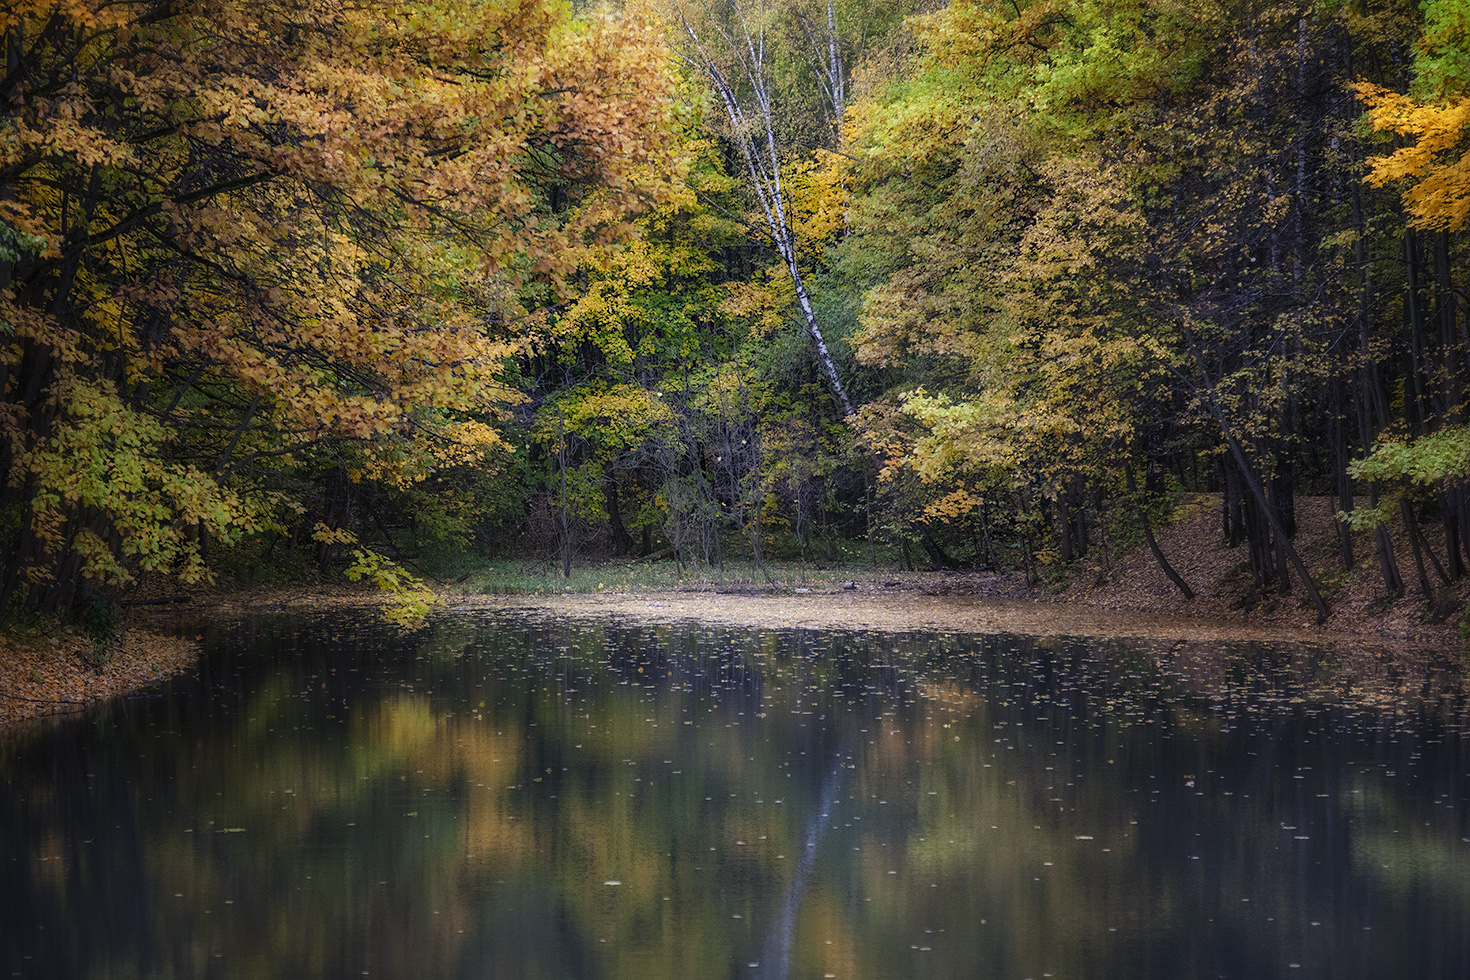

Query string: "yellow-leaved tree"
[1350, 0, 1470, 597]
[1355, 0, 1470, 230]
[0, 0, 682, 617]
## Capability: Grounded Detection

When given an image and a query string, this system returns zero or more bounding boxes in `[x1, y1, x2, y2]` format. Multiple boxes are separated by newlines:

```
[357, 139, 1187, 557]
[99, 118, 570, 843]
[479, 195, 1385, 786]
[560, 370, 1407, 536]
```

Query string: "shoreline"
[0, 624, 201, 730]
[433, 585, 1412, 648]
[4, 556, 1465, 731]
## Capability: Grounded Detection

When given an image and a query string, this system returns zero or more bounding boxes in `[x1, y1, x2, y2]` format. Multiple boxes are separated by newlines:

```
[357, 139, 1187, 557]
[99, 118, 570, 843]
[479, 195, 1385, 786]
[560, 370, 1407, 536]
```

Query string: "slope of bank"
[0, 626, 200, 728]
[1046, 494, 1468, 648]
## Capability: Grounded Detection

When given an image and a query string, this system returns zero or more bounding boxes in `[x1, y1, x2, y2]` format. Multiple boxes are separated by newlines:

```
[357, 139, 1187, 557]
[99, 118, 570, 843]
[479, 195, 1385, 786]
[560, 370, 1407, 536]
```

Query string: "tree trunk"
[1058, 496, 1074, 563]
[558, 415, 571, 579]
[1348, 186, 1403, 595]
[1400, 498, 1433, 598]
[915, 524, 962, 569]
[1332, 376, 1354, 570]
[1126, 464, 1193, 600]
[1404, 228, 1431, 432]
[605, 470, 633, 557]
[1186, 335, 1329, 621]
[1444, 488, 1465, 582]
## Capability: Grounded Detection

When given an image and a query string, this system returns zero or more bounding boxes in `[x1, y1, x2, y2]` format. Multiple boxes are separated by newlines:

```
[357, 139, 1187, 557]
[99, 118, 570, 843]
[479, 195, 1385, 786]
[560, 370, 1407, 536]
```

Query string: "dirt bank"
[1044, 494, 1469, 648]
[0, 625, 201, 729]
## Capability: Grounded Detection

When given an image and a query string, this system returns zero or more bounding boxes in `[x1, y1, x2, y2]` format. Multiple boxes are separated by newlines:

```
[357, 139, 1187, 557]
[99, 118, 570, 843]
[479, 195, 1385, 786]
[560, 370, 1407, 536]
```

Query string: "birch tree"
[670, 0, 856, 417]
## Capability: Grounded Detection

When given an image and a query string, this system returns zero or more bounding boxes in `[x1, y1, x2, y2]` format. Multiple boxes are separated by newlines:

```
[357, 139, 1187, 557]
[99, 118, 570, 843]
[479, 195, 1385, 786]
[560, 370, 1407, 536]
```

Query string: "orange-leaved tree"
[0, 0, 682, 616]
[1355, 0, 1470, 232]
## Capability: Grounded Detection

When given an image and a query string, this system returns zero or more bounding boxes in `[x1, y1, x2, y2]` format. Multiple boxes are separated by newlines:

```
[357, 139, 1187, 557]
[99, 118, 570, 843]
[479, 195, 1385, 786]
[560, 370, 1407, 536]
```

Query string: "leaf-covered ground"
[0, 626, 200, 729]
[1048, 494, 1469, 646]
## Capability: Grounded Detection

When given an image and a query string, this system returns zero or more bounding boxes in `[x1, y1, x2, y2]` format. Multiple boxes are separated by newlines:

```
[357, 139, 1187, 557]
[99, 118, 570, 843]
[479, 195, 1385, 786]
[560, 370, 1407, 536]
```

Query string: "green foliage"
[1415, 0, 1470, 98]
[343, 549, 441, 631]
[1342, 426, 1470, 531]
[1349, 425, 1470, 488]
[834, 0, 1201, 561]
[0, 220, 48, 266]
[539, 384, 679, 455]
[24, 379, 262, 588]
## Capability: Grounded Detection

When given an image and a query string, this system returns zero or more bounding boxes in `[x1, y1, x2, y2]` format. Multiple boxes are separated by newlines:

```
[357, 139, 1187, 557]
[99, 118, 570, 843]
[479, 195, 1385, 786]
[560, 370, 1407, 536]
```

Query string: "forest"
[2, 0, 1468, 625]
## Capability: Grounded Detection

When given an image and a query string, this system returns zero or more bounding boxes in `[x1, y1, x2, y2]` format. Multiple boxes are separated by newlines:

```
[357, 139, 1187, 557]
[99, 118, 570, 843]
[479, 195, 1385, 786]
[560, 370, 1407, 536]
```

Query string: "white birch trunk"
[675, 2, 856, 417]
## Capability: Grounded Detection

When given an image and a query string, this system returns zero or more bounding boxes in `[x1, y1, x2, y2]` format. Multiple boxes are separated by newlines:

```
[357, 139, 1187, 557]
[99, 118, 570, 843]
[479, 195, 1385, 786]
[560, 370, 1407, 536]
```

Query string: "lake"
[4, 609, 1469, 979]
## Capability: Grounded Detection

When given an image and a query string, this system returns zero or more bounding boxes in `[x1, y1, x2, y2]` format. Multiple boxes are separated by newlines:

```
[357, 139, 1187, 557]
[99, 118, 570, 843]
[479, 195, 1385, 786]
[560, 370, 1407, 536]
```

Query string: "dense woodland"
[2, 0, 1468, 624]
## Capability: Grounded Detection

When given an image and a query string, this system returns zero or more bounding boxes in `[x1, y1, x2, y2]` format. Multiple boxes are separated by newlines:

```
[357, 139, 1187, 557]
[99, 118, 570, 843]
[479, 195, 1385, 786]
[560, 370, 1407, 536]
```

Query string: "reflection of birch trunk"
[756, 752, 845, 980]
[674, 2, 855, 418]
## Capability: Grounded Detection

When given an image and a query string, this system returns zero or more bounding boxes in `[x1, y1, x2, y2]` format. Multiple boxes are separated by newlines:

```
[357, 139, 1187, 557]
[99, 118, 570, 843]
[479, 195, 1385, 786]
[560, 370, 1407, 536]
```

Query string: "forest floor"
[1044, 493, 1469, 646]
[3, 495, 1466, 729]
[0, 624, 200, 729]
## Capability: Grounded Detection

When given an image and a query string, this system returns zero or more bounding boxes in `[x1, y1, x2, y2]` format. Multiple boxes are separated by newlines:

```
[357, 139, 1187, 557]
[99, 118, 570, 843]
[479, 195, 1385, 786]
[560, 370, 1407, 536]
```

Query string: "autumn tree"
[1348, 0, 1470, 597]
[828, 0, 1456, 617]
[0, 0, 682, 616]
[525, 134, 861, 573]
[666, 0, 871, 417]
[834, 0, 1223, 586]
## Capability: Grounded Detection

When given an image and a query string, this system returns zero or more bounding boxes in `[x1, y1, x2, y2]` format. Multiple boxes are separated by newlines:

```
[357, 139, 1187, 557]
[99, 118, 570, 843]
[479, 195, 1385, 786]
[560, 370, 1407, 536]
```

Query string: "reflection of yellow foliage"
[795, 893, 862, 979]
[916, 678, 981, 712]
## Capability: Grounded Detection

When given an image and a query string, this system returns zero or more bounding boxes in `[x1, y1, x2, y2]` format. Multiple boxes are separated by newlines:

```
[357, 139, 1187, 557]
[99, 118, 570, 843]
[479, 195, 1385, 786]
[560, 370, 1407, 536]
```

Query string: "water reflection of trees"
[3, 614, 1469, 979]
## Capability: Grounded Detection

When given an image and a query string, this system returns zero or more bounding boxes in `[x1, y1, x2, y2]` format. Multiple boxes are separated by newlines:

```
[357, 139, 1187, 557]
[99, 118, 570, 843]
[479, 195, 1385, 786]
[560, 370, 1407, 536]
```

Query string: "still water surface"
[4, 611, 1470, 979]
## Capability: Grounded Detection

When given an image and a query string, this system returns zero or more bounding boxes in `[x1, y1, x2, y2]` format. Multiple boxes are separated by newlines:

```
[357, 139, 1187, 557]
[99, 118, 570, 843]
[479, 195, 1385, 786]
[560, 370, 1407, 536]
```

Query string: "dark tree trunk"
[605, 471, 632, 557]
[1368, 485, 1404, 596]
[1332, 376, 1354, 570]
[915, 524, 962, 569]
[1444, 489, 1465, 582]
[1126, 464, 1193, 601]
[1401, 498, 1434, 598]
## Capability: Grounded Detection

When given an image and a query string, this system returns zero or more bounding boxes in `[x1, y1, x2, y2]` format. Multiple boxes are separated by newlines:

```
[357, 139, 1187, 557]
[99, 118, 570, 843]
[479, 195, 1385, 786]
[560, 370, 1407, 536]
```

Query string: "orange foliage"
[1356, 82, 1470, 231]
[0, 0, 682, 593]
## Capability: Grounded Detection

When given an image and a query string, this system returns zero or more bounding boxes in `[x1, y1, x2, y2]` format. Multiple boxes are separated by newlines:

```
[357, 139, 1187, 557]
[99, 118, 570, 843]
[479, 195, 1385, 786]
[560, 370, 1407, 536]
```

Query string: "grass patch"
[444, 558, 901, 596]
